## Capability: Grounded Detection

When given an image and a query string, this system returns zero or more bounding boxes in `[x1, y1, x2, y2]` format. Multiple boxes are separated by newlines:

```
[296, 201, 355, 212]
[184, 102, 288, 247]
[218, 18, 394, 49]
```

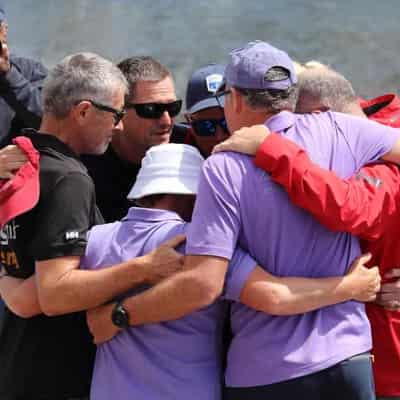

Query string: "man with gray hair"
[0, 52, 183, 400]
[295, 63, 365, 117]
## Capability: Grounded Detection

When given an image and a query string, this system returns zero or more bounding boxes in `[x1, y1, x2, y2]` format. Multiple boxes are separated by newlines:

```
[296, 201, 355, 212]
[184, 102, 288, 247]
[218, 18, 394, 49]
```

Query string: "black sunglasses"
[125, 100, 182, 119]
[76, 99, 126, 126]
[191, 118, 229, 137]
[214, 83, 231, 108]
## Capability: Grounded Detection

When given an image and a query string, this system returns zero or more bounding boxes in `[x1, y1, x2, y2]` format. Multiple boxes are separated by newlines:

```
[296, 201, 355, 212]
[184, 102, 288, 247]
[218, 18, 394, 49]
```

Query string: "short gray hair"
[296, 66, 357, 113]
[43, 52, 128, 118]
[236, 67, 299, 113]
[117, 56, 172, 101]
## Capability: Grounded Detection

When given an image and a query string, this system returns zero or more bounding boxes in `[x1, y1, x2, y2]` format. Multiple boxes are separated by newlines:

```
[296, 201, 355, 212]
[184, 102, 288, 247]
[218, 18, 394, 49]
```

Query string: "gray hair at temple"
[117, 56, 172, 101]
[43, 52, 128, 118]
[237, 67, 299, 114]
[295, 64, 360, 115]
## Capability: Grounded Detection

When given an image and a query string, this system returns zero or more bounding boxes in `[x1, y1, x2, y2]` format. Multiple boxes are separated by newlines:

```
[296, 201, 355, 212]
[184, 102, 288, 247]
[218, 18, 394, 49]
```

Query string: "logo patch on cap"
[206, 74, 223, 93]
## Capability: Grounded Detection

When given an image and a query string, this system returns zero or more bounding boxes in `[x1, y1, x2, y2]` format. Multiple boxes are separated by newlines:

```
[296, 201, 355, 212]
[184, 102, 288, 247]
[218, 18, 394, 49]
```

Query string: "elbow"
[182, 273, 224, 311]
[248, 290, 291, 316]
[262, 294, 288, 316]
[7, 297, 41, 319]
[38, 288, 67, 316]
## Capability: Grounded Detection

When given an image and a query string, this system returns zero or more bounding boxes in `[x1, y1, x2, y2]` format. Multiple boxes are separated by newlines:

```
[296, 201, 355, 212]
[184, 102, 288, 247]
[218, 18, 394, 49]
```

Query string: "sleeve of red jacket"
[254, 133, 400, 241]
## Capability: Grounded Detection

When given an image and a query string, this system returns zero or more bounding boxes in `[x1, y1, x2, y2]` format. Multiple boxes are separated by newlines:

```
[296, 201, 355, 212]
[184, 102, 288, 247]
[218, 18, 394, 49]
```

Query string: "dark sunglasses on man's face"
[75, 99, 126, 126]
[191, 118, 229, 137]
[125, 100, 182, 119]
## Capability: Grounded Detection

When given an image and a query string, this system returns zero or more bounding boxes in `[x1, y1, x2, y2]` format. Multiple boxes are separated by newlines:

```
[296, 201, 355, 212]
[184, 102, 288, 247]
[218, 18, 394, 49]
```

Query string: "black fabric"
[0, 55, 46, 148]
[81, 145, 140, 223]
[224, 353, 375, 400]
[0, 131, 103, 399]
[362, 99, 392, 117]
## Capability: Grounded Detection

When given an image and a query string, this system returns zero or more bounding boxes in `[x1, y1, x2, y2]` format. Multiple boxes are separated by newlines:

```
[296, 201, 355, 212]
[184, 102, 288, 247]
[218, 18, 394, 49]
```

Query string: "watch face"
[112, 304, 129, 328]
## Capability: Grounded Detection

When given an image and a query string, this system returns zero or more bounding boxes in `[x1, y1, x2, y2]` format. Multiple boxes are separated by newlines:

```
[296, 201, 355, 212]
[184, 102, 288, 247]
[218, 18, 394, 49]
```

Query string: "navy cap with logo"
[185, 64, 225, 114]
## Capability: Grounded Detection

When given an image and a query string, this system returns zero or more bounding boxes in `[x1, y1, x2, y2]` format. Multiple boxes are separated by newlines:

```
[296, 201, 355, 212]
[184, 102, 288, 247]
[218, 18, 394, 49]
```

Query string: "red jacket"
[255, 132, 400, 396]
[360, 93, 400, 128]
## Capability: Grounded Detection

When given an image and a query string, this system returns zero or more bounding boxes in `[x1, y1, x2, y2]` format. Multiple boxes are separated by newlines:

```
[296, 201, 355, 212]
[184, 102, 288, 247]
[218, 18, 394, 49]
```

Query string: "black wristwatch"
[111, 300, 130, 329]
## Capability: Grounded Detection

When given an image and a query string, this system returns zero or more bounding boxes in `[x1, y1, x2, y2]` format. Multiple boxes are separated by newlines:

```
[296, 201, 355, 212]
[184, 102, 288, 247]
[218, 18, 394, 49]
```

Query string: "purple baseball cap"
[186, 64, 225, 114]
[224, 40, 297, 90]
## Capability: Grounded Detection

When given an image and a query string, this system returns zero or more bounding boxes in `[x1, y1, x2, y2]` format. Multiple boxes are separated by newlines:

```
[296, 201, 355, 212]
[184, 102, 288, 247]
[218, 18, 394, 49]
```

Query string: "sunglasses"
[125, 100, 182, 119]
[76, 99, 126, 126]
[215, 85, 232, 108]
[191, 118, 229, 137]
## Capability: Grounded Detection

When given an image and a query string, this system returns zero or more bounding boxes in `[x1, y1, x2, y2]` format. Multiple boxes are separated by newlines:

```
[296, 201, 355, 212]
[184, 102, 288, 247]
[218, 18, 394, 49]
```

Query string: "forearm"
[126, 273, 212, 325]
[37, 256, 151, 316]
[125, 256, 228, 326]
[0, 275, 42, 318]
[88, 277, 212, 344]
[240, 269, 354, 315]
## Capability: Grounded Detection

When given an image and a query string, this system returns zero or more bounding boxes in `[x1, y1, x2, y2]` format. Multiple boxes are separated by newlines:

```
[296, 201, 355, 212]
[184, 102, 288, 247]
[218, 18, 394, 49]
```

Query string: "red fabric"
[359, 93, 400, 128]
[255, 132, 400, 396]
[0, 136, 40, 228]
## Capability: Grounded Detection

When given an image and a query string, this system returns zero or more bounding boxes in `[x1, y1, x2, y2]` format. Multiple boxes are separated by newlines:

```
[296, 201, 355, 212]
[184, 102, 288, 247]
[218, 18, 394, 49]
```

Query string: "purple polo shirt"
[186, 111, 400, 387]
[80, 208, 257, 400]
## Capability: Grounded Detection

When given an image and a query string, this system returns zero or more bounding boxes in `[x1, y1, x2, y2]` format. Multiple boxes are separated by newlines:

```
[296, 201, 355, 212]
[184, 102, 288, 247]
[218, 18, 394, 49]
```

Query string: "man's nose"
[159, 110, 172, 126]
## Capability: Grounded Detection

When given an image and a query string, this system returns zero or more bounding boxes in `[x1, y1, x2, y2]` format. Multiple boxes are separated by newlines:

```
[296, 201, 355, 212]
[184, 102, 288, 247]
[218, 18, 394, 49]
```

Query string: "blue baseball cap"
[185, 64, 225, 114]
[225, 41, 297, 90]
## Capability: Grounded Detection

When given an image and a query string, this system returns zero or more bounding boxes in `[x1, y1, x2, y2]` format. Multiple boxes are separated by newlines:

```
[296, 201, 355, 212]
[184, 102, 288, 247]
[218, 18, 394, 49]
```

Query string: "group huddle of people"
[0, 4, 400, 400]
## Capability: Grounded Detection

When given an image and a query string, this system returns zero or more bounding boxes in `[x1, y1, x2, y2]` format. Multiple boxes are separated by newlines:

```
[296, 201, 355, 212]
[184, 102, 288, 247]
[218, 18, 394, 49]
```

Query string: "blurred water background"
[5, 0, 400, 100]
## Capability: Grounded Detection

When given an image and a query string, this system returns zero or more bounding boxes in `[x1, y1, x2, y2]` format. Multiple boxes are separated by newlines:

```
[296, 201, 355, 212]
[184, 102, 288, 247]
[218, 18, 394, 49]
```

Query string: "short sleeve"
[222, 247, 258, 302]
[186, 152, 244, 260]
[30, 172, 96, 260]
[335, 113, 400, 168]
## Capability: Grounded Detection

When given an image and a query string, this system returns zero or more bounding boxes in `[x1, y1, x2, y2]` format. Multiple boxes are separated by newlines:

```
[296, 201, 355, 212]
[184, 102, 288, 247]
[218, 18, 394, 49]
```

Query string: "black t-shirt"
[0, 132, 103, 399]
[81, 145, 140, 223]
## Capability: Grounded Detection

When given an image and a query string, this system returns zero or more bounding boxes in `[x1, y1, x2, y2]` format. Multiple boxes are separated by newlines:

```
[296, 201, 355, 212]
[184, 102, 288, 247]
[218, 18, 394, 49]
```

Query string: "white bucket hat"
[127, 144, 205, 200]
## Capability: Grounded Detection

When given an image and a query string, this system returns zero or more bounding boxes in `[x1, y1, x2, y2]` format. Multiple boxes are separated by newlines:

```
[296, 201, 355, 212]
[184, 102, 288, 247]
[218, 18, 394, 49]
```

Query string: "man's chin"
[152, 134, 171, 145]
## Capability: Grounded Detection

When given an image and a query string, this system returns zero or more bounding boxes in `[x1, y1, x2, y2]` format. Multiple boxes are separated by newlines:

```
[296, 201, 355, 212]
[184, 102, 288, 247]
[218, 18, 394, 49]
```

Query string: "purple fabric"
[80, 207, 257, 400]
[186, 110, 400, 387]
[225, 41, 297, 90]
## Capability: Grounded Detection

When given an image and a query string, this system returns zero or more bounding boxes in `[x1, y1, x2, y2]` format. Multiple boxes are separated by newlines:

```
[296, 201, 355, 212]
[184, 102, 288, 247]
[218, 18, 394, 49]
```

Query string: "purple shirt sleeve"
[334, 112, 400, 168]
[222, 247, 257, 301]
[186, 152, 244, 259]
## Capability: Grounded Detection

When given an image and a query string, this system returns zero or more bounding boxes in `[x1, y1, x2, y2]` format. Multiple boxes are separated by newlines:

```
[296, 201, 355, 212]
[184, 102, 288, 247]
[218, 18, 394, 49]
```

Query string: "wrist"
[111, 300, 130, 329]
[339, 275, 356, 301]
[135, 254, 155, 284]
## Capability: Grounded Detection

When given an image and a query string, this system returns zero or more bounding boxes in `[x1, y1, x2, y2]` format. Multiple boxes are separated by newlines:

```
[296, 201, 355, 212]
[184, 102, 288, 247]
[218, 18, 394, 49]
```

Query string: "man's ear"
[71, 101, 91, 126]
[231, 87, 243, 114]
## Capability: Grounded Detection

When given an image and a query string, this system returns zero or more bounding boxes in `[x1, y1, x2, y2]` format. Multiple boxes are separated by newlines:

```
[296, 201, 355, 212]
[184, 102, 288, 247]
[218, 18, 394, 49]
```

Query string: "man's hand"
[344, 253, 381, 302]
[141, 235, 185, 285]
[212, 124, 270, 155]
[375, 268, 400, 311]
[86, 302, 120, 345]
[0, 41, 11, 75]
[0, 145, 28, 179]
